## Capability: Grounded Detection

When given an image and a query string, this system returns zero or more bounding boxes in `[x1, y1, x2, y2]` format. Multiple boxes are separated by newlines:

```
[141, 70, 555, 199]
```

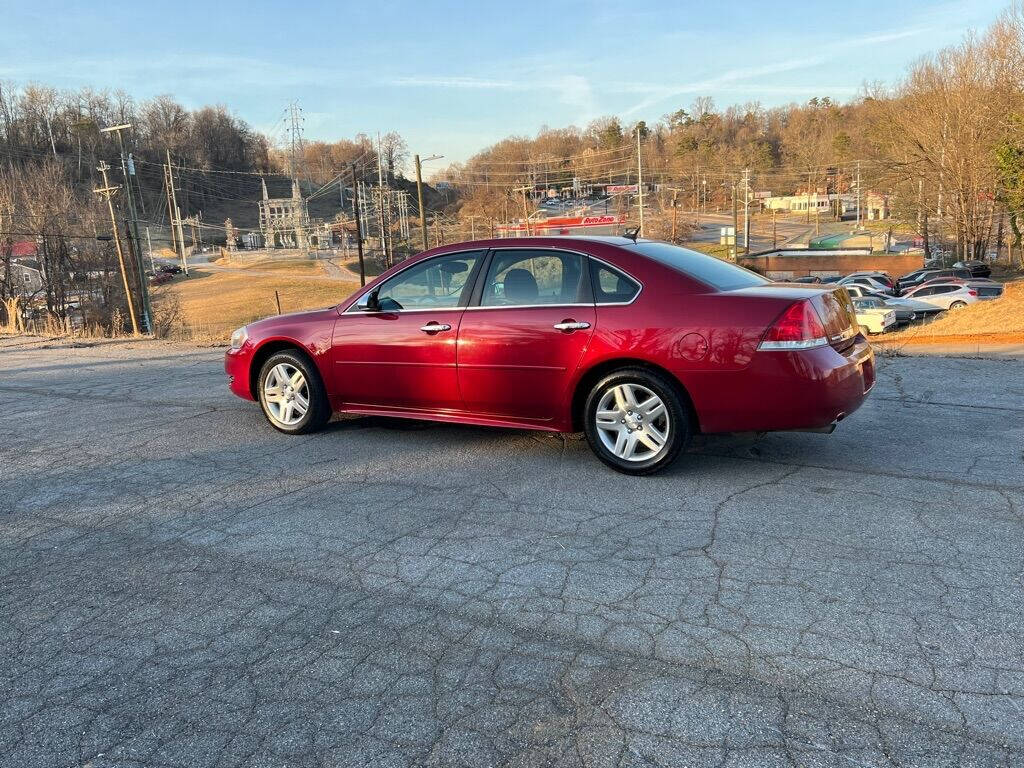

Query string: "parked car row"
[792, 262, 1003, 335]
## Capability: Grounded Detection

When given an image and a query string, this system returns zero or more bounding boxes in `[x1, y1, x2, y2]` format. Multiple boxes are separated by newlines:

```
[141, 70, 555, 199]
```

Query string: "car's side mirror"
[358, 288, 380, 311]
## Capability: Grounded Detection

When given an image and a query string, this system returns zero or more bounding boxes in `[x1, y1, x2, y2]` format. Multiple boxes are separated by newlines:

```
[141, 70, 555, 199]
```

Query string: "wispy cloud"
[388, 73, 599, 125]
[620, 25, 932, 116]
[388, 76, 523, 90]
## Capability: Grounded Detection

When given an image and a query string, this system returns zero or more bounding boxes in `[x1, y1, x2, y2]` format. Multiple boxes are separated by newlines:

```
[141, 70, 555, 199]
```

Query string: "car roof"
[428, 235, 647, 250]
[914, 281, 965, 289]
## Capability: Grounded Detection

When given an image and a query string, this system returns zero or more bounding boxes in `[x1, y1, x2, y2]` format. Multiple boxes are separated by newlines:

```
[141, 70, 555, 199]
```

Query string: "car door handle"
[553, 321, 591, 331]
[420, 322, 451, 333]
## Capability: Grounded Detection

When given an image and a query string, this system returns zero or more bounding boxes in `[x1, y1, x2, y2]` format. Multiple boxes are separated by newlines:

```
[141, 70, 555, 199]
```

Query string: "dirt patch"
[876, 331, 1024, 346]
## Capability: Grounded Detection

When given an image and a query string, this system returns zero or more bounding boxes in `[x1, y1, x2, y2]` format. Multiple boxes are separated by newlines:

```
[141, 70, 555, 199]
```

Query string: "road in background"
[2, 338, 1023, 767]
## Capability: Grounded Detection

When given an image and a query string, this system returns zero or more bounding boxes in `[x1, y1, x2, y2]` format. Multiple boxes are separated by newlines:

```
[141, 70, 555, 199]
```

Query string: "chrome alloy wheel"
[594, 382, 670, 462]
[263, 362, 309, 426]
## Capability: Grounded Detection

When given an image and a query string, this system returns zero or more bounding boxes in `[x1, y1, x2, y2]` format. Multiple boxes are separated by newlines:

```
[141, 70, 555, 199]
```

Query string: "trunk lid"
[810, 287, 859, 350]
[732, 283, 859, 351]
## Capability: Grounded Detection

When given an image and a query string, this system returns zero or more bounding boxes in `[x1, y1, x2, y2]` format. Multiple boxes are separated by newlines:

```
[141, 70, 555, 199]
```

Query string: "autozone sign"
[606, 185, 638, 195]
[499, 214, 625, 232]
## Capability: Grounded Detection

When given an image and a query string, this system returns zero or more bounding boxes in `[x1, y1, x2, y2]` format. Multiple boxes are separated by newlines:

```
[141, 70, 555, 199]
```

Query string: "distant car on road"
[159, 264, 183, 274]
[792, 275, 822, 284]
[901, 281, 980, 310]
[224, 236, 875, 475]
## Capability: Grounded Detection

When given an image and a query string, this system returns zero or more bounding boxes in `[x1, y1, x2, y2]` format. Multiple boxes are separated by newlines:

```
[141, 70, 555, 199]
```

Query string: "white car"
[854, 304, 897, 335]
[842, 284, 945, 316]
[901, 282, 980, 310]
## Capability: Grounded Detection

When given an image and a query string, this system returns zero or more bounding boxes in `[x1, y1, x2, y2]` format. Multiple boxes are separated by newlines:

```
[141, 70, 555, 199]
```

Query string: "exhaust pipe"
[787, 421, 838, 434]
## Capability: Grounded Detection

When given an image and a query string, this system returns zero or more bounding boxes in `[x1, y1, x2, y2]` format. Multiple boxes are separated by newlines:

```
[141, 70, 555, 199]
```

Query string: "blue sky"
[0, 0, 1010, 170]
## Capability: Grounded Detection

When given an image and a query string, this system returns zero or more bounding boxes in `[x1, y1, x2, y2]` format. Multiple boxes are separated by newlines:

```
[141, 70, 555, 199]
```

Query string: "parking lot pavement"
[2, 337, 1023, 768]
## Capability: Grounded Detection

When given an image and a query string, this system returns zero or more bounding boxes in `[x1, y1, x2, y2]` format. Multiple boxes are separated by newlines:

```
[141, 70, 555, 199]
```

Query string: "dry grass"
[163, 265, 358, 341]
[883, 279, 1024, 342]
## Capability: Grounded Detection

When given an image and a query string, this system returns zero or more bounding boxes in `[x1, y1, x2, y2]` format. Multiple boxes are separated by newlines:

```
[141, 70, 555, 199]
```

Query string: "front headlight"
[230, 326, 248, 350]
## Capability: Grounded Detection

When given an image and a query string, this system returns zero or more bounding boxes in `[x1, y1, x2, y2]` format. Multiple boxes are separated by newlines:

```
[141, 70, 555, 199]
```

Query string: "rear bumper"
[689, 337, 875, 434]
[224, 348, 256, 401]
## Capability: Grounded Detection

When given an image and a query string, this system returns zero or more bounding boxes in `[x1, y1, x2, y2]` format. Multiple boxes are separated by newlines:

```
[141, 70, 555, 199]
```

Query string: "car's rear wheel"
[257, 350, 330, 434]
[949, 300, 967, 309]
[583, 368, 690, 475]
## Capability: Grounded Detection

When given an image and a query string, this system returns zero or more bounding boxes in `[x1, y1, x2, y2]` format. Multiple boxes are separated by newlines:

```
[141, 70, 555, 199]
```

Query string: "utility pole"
[166, 150, 188, 275]
[415, 154, 427, 251]
[102, 123, 151, 332]
[731, 180, 738, 261]
[742, 168, 751, 255]
[146, 226, 154, 273]
[94, 162, 140, 336]
[376, 133, 389, 266]
[636, 127, 644, 237]
[856, 160, 862, 228]
[349, 164, 365, 286]
[671, 190, 679, 242]
[164, 163, 177, 255]
[520, 187, 532, 236]
[806, 170, 812, 224]
[772, 207, 777, 250]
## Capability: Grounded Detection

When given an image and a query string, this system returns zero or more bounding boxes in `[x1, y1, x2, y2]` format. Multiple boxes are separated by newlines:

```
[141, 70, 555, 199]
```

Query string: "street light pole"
[415, 153, 443, 252]
[636, 127, 644, 237]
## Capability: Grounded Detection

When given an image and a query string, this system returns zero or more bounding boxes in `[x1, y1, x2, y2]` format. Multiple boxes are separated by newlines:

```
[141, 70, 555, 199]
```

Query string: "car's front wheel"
[257, 350, 331, 434]
[583, 368, 690, 475]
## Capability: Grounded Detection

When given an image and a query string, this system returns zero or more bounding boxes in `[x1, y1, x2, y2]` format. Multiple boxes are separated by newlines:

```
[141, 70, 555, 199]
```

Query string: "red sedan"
[225, 237, 874, 474]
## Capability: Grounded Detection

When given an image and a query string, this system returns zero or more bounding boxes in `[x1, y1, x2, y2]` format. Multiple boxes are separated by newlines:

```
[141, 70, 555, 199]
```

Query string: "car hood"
[246, 306, 338, 333]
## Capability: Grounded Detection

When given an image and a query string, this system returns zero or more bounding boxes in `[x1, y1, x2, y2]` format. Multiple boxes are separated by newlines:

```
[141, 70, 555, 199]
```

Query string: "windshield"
[624, 241, 770, 291]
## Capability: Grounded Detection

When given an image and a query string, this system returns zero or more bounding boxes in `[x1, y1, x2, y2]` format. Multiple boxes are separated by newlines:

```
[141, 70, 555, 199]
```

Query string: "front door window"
[372, 251, 481, 311]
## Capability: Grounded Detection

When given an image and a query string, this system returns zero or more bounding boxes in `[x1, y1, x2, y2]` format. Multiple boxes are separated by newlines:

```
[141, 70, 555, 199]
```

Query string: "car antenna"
[622, 226, 640, 243]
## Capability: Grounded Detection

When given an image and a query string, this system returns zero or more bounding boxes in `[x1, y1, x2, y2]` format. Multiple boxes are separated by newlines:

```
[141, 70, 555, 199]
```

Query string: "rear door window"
[480, 249, 586, 307]
[591, 261, 640, 303]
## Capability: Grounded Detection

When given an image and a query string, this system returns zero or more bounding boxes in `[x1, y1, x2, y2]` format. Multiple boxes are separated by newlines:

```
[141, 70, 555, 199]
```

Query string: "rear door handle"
[553, 321, 591, 331]
[420, 322, 451, 334]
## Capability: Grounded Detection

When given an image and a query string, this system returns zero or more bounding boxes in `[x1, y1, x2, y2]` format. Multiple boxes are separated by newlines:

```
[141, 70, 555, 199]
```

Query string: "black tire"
[582, 367, 690, 475]
[257, 350, 331, 434]
[949, 300, 967, 310]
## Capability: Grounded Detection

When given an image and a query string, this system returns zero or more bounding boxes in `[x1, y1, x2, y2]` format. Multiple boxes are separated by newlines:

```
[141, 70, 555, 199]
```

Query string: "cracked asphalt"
[1, 335, 1023, 767]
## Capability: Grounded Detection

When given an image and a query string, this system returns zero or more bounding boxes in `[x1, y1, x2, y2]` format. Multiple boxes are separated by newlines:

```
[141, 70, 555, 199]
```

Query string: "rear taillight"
[968, 289, 978, 296]
[759, 300, 829, 350]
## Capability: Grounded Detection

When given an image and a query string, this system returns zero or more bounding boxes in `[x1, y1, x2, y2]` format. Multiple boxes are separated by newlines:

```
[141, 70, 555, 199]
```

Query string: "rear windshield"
[624, 241, 769, 291]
